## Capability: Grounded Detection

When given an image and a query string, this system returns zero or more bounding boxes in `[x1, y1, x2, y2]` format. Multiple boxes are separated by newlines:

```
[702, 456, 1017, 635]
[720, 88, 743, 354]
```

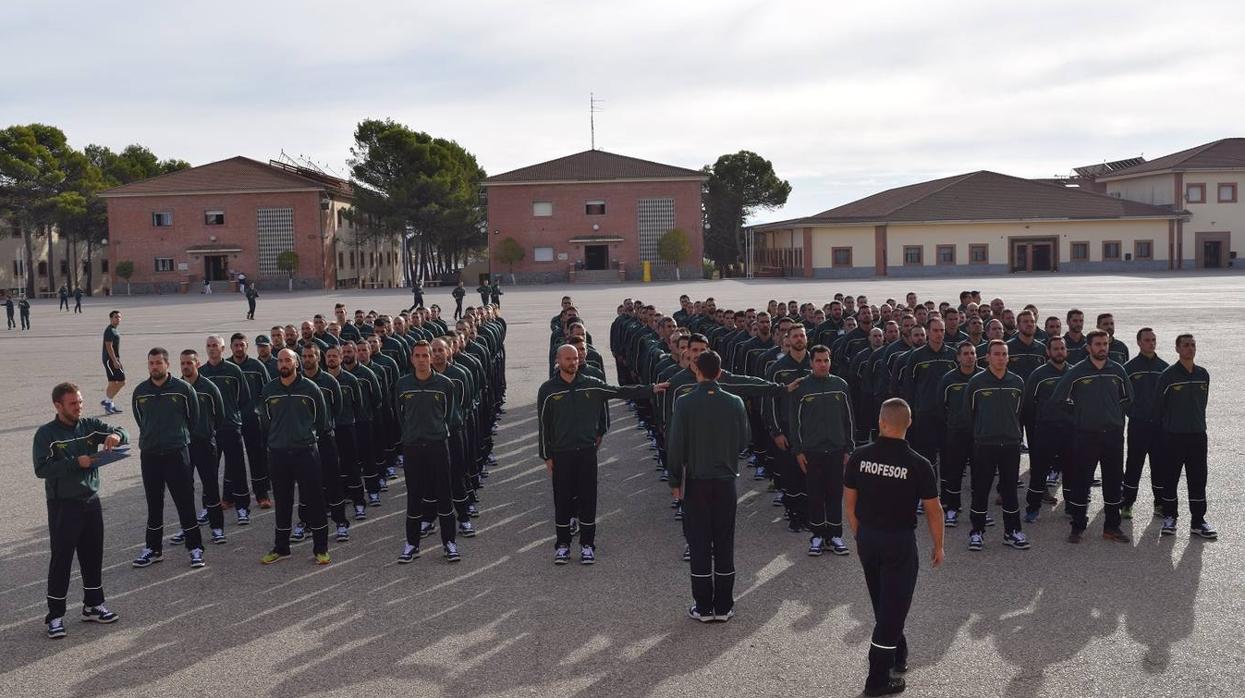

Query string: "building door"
[1010, 237, 1058, 272]
[204, 255, 229, 281]
[1203, 241, 1222, 268]
[1195, 232, 1231, 268]
[584, 245, 609, 270]
[1031, 242, 1053, 271]
[1012, 243, 1028, 272]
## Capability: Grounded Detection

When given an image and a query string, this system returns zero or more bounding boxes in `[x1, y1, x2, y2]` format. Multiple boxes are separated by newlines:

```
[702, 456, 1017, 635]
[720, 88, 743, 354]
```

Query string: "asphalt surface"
[1, 273, 1243, 697]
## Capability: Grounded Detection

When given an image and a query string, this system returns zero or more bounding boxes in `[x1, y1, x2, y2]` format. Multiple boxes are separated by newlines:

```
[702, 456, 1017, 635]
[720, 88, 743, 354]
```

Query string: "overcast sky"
[4, 1, 1243, 222]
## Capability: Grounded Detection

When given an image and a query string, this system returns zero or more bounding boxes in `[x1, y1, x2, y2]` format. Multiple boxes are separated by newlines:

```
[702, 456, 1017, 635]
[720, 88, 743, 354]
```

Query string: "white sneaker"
[944, 509, 958, 527]
[828, 537, 849, 556]
[335, 525, 350, 542]
[807, 536, 824, 556]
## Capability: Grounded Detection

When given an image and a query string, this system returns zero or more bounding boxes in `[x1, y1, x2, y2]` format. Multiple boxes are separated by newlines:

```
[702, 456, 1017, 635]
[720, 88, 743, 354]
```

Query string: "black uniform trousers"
[909, 415, 942, 470]
[269, 446, 328, 555]
[300, 432, 347, 526]
[685, 478, 737, 616]
[140, 447, 203, 552]
[217, 425, 251, 510]
[246, 296, 256, 319]
[404, 440, 456, 546]
[20, 310, 30, 330]
[1066, 428, 1124, 533]
[1161, 432, 1208, 526]
[356, 419, 381, 494]
[805, 450, 846, 539]
[857, 526, 917, 691]
[241, 413, 270, 499]
[45, 498, 105, 623]
[1026, 422, 1073, 513]
[335, 423, 366, 507]
[551, 447, 600, 548]
[59, 295, 68, 310]
[448, 429, 471, 520]
[189, 437, 224, 529]
[454, 298, 463, 319]
[971, 443, 1022, 534]
[775, 445, 806, 524]
[5, 308, 13, 329]
[1123, 419, 1163, 508]
[939, 430, 972, 512]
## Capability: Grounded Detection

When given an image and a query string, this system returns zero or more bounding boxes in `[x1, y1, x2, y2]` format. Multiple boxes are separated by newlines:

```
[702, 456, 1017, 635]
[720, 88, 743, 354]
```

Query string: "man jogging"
[102, 311, 125, 415]
[33, 382, 128, 639]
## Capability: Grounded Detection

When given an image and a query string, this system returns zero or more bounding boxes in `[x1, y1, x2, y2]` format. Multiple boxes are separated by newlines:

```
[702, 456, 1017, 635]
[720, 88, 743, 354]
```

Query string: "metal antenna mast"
[590, 93, 604, 150]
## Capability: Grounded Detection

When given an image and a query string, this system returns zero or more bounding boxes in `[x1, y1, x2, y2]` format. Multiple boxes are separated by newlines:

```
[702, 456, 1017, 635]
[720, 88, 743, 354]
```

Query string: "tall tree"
[701, 151, 791, 268]
[0, 124, 81, 296]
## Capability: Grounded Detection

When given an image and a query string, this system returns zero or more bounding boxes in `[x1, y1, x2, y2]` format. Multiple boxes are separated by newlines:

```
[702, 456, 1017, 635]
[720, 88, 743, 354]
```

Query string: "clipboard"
[91, 446, 131, 467]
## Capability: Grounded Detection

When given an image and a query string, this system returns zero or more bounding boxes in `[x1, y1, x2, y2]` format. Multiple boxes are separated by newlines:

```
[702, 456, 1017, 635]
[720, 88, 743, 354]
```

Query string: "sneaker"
[682, 544, 691, 562]
[1120, 505, 1133, 520]
[47, 618, 66, 639]
[257, 497, 273, 510]
[170, 529, 186, 544]
[554, 545, 571, 565]
[132, 548, 163, 568]
[671, 498, 681, 509]
[211, 528, 226, 545]
[81, 604, 118, 623]
[236, 508, 251, 526]
[1192, 522, 1218, 539]
[1160, 517, 1177, 535]
[828, 537, 849, 556]
[864, 676, 906, 696]
[968, 532, 984, 551]
[420, 521, 436, 539]
[808, 536, 824, 556]
[659, 469, 670, 482]
[1045, 471, 1060, 486]
[673, 505, 683, 521]
[315, 552, 331, 565]
[368, 493, 382, 507]
[443, 541, 461, 562]
[106, 403, 124, 415]
[260, 550, 290, 565]
[354, 505, 367, 520]
[773, 494, 785, 507]
[984, 513, 996, 527]
[753, 466, 767, 480]
[916, 500, 925, 515]
[569, 518, 579, 537]
[944, 510, 958, 528]
[196, 509, 209, 525]
[458, 521, 477, 538]
[1067, 530, 1083, 544]
[1023, 510, 1039, 524]
[335, 525, 350, 542]
[386, 466, 397, 478]
[379, 477, 389, 492]
[398, 543, 420, 563]
[467, 503, 480, 518]
[580, 545, 596, 565]
[290, 523, 307, 543]
[714, 608, 735, 623]
[687, 604, 714, 623]
[189, 548, 206, 568]
[1003, 531, 1031, 550]
[1102, 528, 1131, 544]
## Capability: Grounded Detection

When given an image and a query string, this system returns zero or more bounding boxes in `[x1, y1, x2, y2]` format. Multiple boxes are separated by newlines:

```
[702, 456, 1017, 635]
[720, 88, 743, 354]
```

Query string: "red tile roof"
[754, 170, 1178, 231]
[484, 149, 704, 184]
[99, 156, 351, 198]
[1097, 138, 1245, 180]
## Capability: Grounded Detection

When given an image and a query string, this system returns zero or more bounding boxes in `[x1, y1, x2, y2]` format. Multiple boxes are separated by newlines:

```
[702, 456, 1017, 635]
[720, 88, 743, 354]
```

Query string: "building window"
[349, 251, 355, 268]
[154, 257, 174, 272]
[204, 210, 225, 225]
[1135, 240, 1153, 260]
[338, 252, 344, 269]
[637, 197, 676, 263]
[1071, 242, 1089, 260]
[969, 244, 988, 264]
[533, 246, 554, 262]
[152, 212, 173, 227]
[1218, 183, 1237, 203]
[1185, 183, 1206, 204]
[903, 245, 923, 266]
[533, 201, 553, 217]
[936, 245, 956, 265]
[256, 207, 294, 275]
[1103, 241, 1122, 260]
[585, 200, 606, 215]
[832, 247, 852, 267]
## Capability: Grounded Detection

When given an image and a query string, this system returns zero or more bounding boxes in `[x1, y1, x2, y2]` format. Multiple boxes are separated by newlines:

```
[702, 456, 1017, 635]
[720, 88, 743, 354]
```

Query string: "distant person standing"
[19, 295, 31, 330]
[4, 293, 14, 329]
[73, 287, 83, 313]
[102, 311, 125, 415]
[202, 279, 213, 295]
[245, 283, 258, 320]
[58, 284, 69, 311]
[476, 281, 490, 308]
[489, 280, 502, 308]
[452, 281, 466, 320]
[845, 398, 943, 697]
[409, 281, 424, 312]
[33, 382, 129, 639]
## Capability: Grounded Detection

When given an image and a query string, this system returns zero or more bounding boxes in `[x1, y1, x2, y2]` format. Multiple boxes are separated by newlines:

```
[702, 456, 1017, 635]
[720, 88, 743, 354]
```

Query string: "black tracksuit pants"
[1066, 429, 1124, 533]
[1123, 419, 1163, 508]
[805, 450, 846, 539]
[1026, 421, 1072, 513]
[971, 443, 1022, 534]
[45, 499, 105, 623]
[857, 526, 917, 691]
[5, 309, 13, 329]
[300, 432, 347, 526]
[939, 430, 972, 512]
[356, 419, 381, 495]
[141, 447, 203, 552]
[1161, 432, 1208, 526]
[270, 446, 328, 555]
[189, 437, 224, 529]
[241, 413, 270, 499]
[404, 440, 456, 546]
[551, 447, 599, 548]
[217, 425, 251, 510]
[685, 478, 737, 616]
[909, 414, 942, 470]
[335, 423, 366, 508]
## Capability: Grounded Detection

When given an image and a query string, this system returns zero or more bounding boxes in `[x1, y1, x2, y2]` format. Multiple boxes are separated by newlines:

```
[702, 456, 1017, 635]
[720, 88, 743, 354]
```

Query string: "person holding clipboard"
[32, 382, 129, 639]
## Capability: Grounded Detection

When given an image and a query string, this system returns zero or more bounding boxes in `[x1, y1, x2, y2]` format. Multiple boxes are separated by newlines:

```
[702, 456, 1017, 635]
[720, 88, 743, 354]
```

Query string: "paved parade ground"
[1, 272, 1243, 697]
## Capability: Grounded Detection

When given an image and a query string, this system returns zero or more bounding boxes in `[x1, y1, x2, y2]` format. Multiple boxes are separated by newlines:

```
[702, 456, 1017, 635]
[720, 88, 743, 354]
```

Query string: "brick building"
[99, 157, 402, 293]
[483, 150, 705, 283]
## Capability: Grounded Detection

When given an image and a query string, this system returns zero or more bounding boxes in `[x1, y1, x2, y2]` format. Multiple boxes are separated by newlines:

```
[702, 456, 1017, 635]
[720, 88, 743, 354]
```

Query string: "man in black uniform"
[452, 281, 466, 320]
[667, 350, 750, 622]
[4, 292, 14, 329]
[33, 382, 128, 639]
[788, 344, 854, 556]
[1156, 333, 1215, 538]
[963, 340, 1028, 551]
[1021, 336, 1072, 521]
[845, 398, 943, 697]
[1121, 327, 1167, 519]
